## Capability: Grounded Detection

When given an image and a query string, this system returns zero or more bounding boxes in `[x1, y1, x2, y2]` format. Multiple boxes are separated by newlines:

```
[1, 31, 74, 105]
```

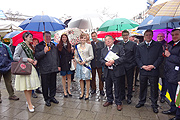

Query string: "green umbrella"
[98, 18, 139, 32]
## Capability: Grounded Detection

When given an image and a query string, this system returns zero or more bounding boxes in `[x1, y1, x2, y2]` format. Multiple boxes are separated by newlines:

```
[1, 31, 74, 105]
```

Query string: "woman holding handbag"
[75, 33, 94, 100]
[57, 34, 73, 97]
[13, 32, 40, 112]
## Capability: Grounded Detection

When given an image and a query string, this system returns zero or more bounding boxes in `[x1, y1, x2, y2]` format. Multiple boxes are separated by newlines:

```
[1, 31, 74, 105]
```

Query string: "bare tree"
[97, 7, 119, 19]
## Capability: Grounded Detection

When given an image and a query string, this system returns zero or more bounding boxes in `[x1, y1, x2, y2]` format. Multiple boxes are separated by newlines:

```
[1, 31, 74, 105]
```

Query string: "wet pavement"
[0, 73, 175, 120]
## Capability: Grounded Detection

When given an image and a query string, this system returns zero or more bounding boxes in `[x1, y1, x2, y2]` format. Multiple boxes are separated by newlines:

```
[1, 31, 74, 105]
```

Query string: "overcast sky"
[1, 0, 147, 20]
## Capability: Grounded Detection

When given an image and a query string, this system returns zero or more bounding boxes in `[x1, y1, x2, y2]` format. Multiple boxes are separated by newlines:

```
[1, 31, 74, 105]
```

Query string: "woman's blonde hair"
[80, 33, 87, 39]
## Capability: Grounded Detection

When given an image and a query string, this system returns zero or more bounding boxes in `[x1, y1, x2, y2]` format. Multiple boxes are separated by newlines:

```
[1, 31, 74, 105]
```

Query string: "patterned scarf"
[20, 42, 34, 60]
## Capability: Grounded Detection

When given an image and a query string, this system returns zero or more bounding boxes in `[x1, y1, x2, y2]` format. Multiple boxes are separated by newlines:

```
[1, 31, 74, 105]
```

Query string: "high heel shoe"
[79, 94, 84, 99]
[27, 105, 34, 112]
[26, 102, 35, 108]
[64, 94, 68, 98]
[85, 95, 89, 100]
[67, 91, 72, 97]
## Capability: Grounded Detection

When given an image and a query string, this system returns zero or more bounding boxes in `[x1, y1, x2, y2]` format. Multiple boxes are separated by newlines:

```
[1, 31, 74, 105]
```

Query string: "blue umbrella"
[3, 31, 22, 39]
[19, 15, 65, 32]
[137, 15, 180, 30]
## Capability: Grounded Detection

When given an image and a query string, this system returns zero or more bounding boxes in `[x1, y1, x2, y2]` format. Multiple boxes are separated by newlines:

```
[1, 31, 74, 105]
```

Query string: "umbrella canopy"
[54, 28, 84, 45]
[68, 13, 104, 29]
[98, 18, 139, 32]
[137, 15, 180, 30]
[3, 31, 22, 39]
[12, 30, 43, 46]
[68, 19, 91, 29]
[97, 31, 122, 39]
[19, 15, 65, 32]
[147, 0, 180, 17]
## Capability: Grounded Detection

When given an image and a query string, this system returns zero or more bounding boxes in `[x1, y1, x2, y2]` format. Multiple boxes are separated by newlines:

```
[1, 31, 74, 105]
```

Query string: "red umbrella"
[97, 31, 122, 39]
[12, 30, 43, 46]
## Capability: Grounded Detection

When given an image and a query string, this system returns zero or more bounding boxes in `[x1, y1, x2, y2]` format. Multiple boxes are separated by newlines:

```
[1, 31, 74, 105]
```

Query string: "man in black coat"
[100, 35, 125, 111]
[162, 29, 180, 120]
[135, 30, 163, 113]
[35, 31, 60, 107]
[90, 32, 105, 96]
[118, 30, 137, 104]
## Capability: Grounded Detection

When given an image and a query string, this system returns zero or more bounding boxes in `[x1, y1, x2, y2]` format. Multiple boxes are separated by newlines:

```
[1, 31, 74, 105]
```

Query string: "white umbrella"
[68, 13, 104, 29]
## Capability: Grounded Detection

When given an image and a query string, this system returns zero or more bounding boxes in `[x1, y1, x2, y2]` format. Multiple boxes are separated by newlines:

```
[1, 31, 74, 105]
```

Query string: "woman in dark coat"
[57, 34, 72, 97]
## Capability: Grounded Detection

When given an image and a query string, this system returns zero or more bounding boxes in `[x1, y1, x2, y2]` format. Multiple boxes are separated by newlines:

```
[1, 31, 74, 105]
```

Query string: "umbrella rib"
[174, 3, 180, 17]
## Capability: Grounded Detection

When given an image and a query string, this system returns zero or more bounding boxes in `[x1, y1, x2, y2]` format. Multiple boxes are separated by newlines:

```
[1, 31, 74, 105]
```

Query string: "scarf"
[20, 42, 34, 60]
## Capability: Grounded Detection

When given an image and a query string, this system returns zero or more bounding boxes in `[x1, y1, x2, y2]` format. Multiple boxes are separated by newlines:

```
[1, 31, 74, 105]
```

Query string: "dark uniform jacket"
[35, 41, 59, 74]
[91, 40, 105, 68]
[118, 40, 137, 70]
[136, 40, 163, 76]
[100, 44, 125, 78]
[165, 40, 180, 84]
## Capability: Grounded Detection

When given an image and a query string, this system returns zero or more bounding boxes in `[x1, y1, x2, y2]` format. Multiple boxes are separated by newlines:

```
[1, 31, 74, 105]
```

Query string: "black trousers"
[139, 75, 159, 108]
[121, 67, 134, 99]
[41, 72, 57, 101]
[167, 82, 178, 112]
[105, 70, 124, 105]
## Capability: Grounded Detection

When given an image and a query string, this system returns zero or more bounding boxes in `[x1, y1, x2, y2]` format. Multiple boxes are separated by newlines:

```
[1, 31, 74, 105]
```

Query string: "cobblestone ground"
[0, 73, 174, 120]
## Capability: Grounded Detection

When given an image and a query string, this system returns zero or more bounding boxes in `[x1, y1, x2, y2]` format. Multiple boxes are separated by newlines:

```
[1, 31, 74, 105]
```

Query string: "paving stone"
[61, 101, 79, 109]
[95, 113, 113, 120]
[113, 114, 131, 120]
[14, 110, 35, 120]
[91, 104, 107, 113]
[77, 102, 93, 111]
[0, 108, 22, 118]
[29, 112, 52, 120]
[77, 110, 96, 120]
[61, 108, 81, 118]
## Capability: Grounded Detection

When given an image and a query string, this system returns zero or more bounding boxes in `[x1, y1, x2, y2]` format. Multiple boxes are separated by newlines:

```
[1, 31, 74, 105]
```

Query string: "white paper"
[105, 51, 120, 61]
[175, 66, 179, 71]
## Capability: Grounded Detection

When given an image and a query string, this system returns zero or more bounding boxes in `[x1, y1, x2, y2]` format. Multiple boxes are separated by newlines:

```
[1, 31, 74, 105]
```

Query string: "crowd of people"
[0, 29, 180, 120]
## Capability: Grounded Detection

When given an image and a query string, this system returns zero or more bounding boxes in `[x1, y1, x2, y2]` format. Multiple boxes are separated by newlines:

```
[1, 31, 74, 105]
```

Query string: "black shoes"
[153, 107, 159, 113]
[45, 100, 51, 107]
[100, 90, 105, 96]
[35, 89, 42, 94]
[169, 117, 180, 120]
[127, 99, 132, 104]
[91, 90, 96, 94]
[32, 93, 38, 98]
[160, 98, 166, 103]
[50, 98, 59, 104]
[162, 110, 176, 115]
[79, 94, 84, 99]
[64, 94, 68, 98]
[85, 96, 89, 100]
[67, 91, 72, 97]
[135, 103, 144, 108]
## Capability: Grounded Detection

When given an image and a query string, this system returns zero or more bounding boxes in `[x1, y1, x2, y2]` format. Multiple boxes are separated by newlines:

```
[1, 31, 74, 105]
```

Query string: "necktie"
[173, 44, 176, 46]
[109, 47, 111, 51]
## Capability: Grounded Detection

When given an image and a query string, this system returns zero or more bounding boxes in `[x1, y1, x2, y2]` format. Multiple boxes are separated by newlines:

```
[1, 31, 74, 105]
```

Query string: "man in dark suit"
[90, 32, 105, 96]
[100, 35, 125, 111]
[118, 30, 137, 104]
[35, 31, 60, 107]
[135, 29, 163, 113]
[162, 29, 180, 120]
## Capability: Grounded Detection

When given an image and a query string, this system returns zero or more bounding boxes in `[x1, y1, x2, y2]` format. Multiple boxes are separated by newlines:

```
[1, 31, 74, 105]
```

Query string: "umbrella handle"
[45, 43, 51, 51]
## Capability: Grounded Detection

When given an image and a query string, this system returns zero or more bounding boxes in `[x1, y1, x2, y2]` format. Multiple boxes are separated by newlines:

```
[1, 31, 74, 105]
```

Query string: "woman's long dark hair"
[57, 34, 71, 53]
[23, 31, 35, 54]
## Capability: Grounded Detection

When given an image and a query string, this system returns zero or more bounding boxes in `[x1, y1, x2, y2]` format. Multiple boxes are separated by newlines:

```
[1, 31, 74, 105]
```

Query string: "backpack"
[0, 43, 11, 73]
